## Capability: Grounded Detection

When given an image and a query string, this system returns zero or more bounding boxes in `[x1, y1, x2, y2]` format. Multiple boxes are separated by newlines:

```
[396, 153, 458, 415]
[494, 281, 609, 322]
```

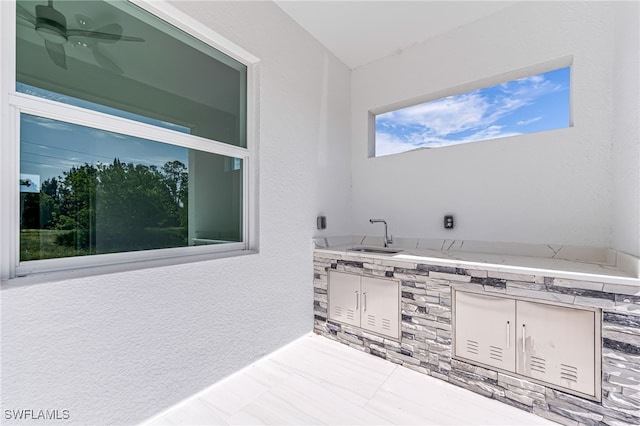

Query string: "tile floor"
[141, 333, 557, 425]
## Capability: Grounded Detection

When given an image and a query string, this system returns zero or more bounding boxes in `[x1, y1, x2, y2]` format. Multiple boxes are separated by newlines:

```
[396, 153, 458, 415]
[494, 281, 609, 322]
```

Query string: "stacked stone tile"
[313, 251, 640, 426]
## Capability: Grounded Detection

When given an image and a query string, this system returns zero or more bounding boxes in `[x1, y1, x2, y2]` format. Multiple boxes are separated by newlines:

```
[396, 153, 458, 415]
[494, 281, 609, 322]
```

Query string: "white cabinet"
[328, 270, 399, 339]
[454, 290, 600, 400]
[455, 291, 516, 372]
[328, 271, 361, 327]
[517, 301, 597, 396]
[361, 276, 400, 338]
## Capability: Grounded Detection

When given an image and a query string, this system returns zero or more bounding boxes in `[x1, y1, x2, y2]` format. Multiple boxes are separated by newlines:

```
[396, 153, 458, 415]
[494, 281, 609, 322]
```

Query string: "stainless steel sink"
[348, 246, 403, 254]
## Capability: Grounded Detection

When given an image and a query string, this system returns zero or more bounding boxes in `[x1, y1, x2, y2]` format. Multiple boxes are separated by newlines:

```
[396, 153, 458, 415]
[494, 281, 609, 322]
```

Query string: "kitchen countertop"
[314, 243, 640, 289]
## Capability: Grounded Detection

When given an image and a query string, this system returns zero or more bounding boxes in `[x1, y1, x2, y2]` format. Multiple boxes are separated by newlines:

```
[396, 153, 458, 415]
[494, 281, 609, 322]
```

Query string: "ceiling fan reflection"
[17, 0, 144, 72]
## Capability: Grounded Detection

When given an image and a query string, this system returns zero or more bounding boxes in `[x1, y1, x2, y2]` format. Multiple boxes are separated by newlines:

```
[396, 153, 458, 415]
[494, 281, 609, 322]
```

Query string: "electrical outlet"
[317, 215, 327, 230]
[444, 215, 454, 229]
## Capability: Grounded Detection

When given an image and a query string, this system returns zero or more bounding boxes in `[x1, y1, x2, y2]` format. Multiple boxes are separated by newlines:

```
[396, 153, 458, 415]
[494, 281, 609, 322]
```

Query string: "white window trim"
[0, 0, 261, 281]
[368, 56, 574, 158]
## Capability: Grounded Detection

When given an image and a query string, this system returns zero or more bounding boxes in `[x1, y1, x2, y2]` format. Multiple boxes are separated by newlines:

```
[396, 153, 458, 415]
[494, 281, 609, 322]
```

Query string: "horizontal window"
[374, 67, 570, 157]
[6, 0, 255, 279]
[20, 114, 243, 261]
[16, 0, 247, 147]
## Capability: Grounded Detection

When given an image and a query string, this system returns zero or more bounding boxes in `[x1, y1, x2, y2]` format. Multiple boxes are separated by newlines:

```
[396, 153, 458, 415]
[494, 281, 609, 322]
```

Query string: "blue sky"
[375, 67, 570, 157]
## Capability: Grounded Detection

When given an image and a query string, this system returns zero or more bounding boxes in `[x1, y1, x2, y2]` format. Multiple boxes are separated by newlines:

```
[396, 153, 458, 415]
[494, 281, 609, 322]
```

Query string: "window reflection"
[20, 114, 242, 261]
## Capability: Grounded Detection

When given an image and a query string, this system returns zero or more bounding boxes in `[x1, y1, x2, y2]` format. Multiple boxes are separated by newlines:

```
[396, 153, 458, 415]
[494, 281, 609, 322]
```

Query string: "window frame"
[368, 57, 573, 158]
[1, 0, 260, 281]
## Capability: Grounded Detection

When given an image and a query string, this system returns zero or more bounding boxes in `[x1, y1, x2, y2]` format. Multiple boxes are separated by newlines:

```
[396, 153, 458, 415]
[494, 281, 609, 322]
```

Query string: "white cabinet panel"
[455, 291, 516, 371]
[516, 301, 596, 396]
[361, 277, 400, 339]
[328, 271, 361, 327]
[328, 271, 399, 339]
[453, 290, 599, 400]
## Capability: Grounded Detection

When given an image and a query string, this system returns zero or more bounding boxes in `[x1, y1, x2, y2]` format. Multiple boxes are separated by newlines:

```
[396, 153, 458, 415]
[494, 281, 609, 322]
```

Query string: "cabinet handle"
[355, 291, 359, 309]
[522, 324, 526, 352]
[506, 321, 510, 349]
[363, 292, 367, 312]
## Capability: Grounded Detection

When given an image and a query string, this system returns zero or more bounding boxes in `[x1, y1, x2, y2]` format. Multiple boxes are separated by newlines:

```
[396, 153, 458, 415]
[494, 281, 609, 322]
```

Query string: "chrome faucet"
[369, 219, 393, 247]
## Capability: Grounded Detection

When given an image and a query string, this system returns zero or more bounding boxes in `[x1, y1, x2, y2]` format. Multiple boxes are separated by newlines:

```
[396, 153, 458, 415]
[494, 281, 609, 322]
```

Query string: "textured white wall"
[611, 1, 640, 257]
[0, 1, 351, 425]
[351, 2, 617, 248]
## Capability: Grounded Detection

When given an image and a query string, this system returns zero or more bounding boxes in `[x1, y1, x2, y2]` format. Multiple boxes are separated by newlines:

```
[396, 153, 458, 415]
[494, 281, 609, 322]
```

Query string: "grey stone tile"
[614, 303, 640, 314]
[497, 373, 546, 393]
[607, 370, 640, 389]
[504, 389, 535, 406]
[602, 330, 640, 346]
[532, 404, 579, 426]
[602, 392, 640, 417]
[451, 359, 498, 380]
[574, 295, 616, 308]
[505, 287, 576, 304]
[504, 385, 546, 402]
[466, 269, 488, 278]
[604, 283, 640, 296]
[483, 285, 507, 294]
[507, 280, 547, 290]
[553, 278, 604, 291]
[379, 259, 418, 269]
[429, 271, 472, 282]
[604, 311, 640, 328]
[470, 276, 507, 288]
[488, 271, 537, 282]
[603, 337, 640, 355]
[547, 401, 603, 426]
[416, 264, 458, 274]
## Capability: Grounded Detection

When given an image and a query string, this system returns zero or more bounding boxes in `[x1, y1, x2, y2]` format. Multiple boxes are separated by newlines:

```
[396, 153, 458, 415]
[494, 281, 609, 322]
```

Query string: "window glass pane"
[375, 67, 570, 157]
[17, 82, 192, 134]
[16, 0, 246, 147]
[20, 114, 243, 261]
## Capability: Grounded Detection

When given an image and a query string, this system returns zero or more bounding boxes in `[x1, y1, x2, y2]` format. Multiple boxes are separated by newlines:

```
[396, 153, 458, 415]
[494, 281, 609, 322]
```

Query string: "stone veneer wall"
[313, 252, 640, 426]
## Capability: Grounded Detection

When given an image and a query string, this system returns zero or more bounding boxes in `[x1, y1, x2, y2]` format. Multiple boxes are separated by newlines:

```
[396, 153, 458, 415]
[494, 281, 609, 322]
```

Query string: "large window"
[374, 67, 570, 157]
[5, 0, 256, 277]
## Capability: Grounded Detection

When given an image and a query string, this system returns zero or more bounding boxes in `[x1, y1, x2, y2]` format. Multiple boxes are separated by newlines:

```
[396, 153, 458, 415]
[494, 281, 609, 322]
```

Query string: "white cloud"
[26, 116, 73, 131]
[376, 70, 565, 155]
[380, 92, 490, 137]
[375, 132, 426, 157]
[517, 116, 542, 126]
[90, 129, 129, 140]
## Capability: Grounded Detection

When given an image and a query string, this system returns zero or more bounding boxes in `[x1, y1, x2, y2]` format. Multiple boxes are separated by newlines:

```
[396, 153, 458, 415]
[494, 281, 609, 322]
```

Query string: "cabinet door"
[360, 276, 399, 339]
[516, 301, 596, 396]
[455, 291, 516, 371]
[328, 271, 361, 327]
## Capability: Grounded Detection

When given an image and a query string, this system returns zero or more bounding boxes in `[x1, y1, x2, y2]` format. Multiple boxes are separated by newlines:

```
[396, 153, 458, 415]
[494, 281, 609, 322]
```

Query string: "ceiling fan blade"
[90, 23, 122, 44]
[45, 40, 67, 69]
[93, 45, 123, 74]
[16, 4, 37, 26]
[36, 3, 66, 27]
[67, 28, 144, 43]
[17, 17, 35, 28]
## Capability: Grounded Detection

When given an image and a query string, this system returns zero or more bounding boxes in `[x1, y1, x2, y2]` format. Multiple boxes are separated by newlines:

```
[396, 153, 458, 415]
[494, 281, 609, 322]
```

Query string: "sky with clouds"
[18, 84, 190, 184]
[20, 114, 189, 184]
[375, 67, 570, 157]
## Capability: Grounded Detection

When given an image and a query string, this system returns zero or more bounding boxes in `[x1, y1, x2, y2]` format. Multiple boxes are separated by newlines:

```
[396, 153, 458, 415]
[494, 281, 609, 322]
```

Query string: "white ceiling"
[275, 1, 519, 69]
